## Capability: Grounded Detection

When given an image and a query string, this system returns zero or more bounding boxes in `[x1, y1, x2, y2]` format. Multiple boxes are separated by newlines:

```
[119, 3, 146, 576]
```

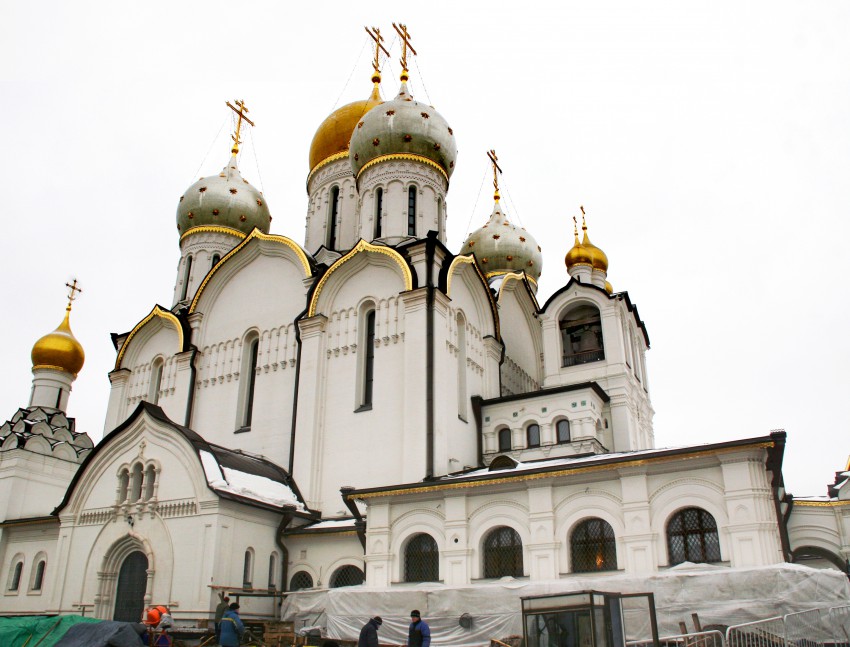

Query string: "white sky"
[1, 1, 848, 498]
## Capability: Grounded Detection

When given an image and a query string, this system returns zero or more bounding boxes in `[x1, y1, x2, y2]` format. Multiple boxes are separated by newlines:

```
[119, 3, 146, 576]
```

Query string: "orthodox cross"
[226, 100, 255, 155]
[580, 205, 588, 229]
[392, 23, 417, 77]
[64, 279, 82, 310]
[487, 149, 502, 200]
[365, 26, 390, 75]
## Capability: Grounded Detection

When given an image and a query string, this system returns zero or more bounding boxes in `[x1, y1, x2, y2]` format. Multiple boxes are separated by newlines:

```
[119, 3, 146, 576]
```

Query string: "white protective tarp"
[281, 563, 850, 646]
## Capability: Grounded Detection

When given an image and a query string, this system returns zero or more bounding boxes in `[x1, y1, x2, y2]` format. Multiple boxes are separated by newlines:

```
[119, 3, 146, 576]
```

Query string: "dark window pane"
[113, 551, 148, 621]
[363, 311, 376, 406]
[483, 526, 523, 578]
[498, 428, 511, 452]
[33, 560, 45, 591]
[556, 420, 571, 443]
[10, 562, 22, 591]
[404, 534, 439, 582]
[667, 507, 721, 566]
[375, 189, 383, 238]
[243, 339, 259, 427]
[329, 186, 339, 249]
[330, 565, 364, 588]
[408, 187, 416, 236]
[571, 518, 617, 573]
[527, 424, 540, 448]
[289, 571, 313, 591]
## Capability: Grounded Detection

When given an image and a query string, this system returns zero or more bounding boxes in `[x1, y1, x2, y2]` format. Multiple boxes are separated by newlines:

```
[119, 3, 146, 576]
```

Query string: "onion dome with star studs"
[349, 25, 457, 182]
[176, 100, 270, 239]
[460, 199, 543, 284]
[309, 71, 384, 176]
[31, 287, 85, 377]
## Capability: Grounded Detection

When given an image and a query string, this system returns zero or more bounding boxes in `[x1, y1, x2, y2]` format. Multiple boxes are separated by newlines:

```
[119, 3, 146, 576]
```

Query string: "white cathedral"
[1, 28, 849, 637]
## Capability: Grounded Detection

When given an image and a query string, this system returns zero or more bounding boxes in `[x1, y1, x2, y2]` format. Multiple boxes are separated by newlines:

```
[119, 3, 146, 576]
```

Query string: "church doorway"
[113, 551, 148, 622]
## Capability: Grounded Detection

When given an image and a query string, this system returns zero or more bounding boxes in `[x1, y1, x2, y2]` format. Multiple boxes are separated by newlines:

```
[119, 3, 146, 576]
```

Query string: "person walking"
[407, 610, 431, 647]
[214, 595, 230, 644]
[358, 616, 383, 647]
[219, 602, 245, 647]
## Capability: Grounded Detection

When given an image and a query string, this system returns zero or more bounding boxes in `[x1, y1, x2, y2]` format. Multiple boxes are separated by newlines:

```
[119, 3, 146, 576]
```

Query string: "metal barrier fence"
[627, 630, 725, 647]
[725, 605, 850, 647]
[830, 605, 850, 644]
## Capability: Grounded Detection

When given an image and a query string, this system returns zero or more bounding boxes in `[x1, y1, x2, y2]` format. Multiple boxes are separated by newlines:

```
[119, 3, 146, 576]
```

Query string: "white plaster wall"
[0, 524, 58, 614]
[305, 160, 358, 253]
[496, 282, 542, 396]
[788, 504, 850, 566]
[284, 531, 364, 590]
[0, 450, 80, 520]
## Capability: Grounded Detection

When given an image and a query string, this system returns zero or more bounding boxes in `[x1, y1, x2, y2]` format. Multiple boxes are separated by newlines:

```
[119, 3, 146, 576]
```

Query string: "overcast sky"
[2, 1, 848, 497]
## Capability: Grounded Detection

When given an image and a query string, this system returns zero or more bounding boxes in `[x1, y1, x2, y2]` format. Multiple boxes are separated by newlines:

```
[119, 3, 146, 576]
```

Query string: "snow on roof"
[200, 450, 305, 511]
[303, 518, 358, 530]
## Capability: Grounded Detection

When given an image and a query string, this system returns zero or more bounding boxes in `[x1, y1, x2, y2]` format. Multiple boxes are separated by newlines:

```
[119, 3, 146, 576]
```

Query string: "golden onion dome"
[604, 280, 613, 294]
[565, 221, 593, 270]
[581, 219, 608, 272]
[309, 75, 383, 174]
[31, 307, 85, 376]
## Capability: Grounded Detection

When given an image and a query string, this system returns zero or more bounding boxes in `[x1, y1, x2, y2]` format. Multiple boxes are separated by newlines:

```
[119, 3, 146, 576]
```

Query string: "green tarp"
[0, 615, 101, 647]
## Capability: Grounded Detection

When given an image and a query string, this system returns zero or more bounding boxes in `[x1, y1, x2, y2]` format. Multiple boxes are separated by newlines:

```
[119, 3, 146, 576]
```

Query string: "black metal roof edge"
[346, 433, 783, 498]
[539, 278, 650, 349]
[0, 515, 58, 527]
[481, 381, 610, 406]
[283, 523, 358, 536]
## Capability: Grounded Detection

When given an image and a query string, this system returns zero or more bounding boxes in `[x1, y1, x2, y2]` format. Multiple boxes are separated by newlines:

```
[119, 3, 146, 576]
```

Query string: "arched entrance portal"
[113, 551, 148, 622]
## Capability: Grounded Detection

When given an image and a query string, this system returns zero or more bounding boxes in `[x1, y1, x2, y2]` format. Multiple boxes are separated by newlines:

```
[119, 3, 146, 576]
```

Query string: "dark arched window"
[667, 507, 721, 565]
[289, 571, 313, 591]
[498, 428, 511, 452]
[328, 186, 340, 249]
[144, 465, 156, 501]
[361, 310, 376, 408]
[330, 565, 364, 588]
[526, 424, 540, 448]
[571, 518, 617, 573]
[239, 337, 259, 429]
[556, 419, 571, 443]
[375, 188, 383, 238]
[9, 560, 23, 591]
[243, 549, 253, 588]
[268, 553, 278, 590]
[560, 305, 605, 367]
[32, 560, 46, 591]
[404, 534, 439, 582]
[149, 358, 163, 405]
[130, 463, 143, 502]
[483, 526, 523, 578]
[211, 252, 221, 269]
[407, 187, 416, 236]
[180, 255, 193, 301]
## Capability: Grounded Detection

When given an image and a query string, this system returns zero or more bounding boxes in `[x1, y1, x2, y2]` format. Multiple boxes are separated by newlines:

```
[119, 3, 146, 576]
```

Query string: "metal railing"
[627, 629, 725, 647]
[725, 605, 850, 647]
[562, 349, 604, 367]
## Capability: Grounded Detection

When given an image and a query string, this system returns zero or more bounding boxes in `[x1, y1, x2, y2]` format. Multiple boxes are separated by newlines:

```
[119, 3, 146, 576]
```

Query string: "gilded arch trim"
[308, 240, 413, 317]
[356, 153, 449, 183]
[446, 255, 501, 341]
[189, 229, 312, 313]
[179, 225, 247, 243]
[115, 306, 183, 370]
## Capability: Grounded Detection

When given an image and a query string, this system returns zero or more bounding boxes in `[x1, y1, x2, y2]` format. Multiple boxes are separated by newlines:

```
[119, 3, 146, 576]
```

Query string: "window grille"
[404, 534, 439, 582]
[289, 571, 313, 591]
[526, 424, 540, 448]
[330, 565, 364, 588]
[571, 518, 617, 573]
[483, 526, 523, 578]
[556, 419, 571, 443]
[667, 507, 721, 565]
[498, 428, 511, 452]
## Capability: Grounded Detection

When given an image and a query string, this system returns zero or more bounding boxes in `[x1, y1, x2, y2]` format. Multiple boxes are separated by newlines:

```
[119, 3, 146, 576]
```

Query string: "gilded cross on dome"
[392, 22, 417, 80]
[365, 26, 390, 80]
[226, 100, 255, 155]
[64, 279, 82, 311]
[487, 149, 503, 201]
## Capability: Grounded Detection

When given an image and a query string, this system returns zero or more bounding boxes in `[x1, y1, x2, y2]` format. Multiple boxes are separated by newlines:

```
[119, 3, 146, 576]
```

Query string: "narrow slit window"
[241, 338, 260, 428]
[375, 188, 383, 238]
[32, 560, 46, 591]
[362, 310, 376, 407]
[211, 252, 221, 269]
[180, 255, 193, 301]
[457, 314, 467, 420]
[149, 359, 163, 405]
[407, 187, 416, 236]
[328, 186, 339, 249]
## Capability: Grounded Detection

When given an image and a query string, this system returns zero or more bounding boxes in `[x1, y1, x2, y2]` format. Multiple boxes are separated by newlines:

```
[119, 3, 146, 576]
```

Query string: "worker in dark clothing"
[358, 616, 383, 647]
[214, 595, 230, 644]
[407, 610, 431, 647]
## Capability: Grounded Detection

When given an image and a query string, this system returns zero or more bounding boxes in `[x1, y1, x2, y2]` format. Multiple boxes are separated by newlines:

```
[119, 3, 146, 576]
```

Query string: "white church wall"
[496, 281, 542, 396]
[190, 244, 307, 465]
[284, 531, 364, 590]
[0, 449, 81, 520]
[0, 523, 58, 615]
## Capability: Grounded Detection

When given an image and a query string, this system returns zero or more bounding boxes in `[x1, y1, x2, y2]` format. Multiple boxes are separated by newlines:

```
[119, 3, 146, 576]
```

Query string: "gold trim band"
[180, 226, 248, 243]
[190, 230, 313, 313]
[357, 153, 449, 183]
[307, 151, 351, 187]
[446, 255, 501, 341]
[115, 306, 184, 370]
[794, 500, 850, 507]
[32, 364, 76, 375]
[349, 443, 775, 500]
[308, 240, 413, 317]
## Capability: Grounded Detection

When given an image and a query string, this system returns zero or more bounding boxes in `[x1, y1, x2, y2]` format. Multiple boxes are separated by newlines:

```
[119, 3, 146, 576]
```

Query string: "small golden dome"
[565, 221, 592, 270]
[581, 218, 608, 272]
[309, 82, 383, 173]
[604, 280, 613, 294]
[31, 307, 85, 376]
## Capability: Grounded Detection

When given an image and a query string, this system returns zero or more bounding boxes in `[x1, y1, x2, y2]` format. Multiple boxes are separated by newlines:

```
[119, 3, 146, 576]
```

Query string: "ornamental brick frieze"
[358, 160, 446, 194]
[307, 159, 356, 194]
[196, 325, 296, 388]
